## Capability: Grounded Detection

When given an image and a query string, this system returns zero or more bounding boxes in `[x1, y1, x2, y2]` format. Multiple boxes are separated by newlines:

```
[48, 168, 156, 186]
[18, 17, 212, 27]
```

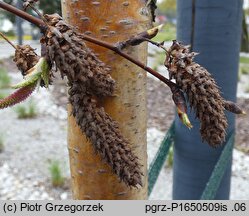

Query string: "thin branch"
[0, 2, 177, 90]
[140, 38, 168, 52]
[22, 0, 49, 24]
[0, 31, 17, 49]
[0, 31, 29, 63]
[0, 1, 44, 27]
[79, 34, 175, 88]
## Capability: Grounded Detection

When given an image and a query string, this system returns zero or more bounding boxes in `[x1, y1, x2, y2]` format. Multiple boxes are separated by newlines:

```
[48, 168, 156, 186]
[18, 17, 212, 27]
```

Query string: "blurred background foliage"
[158, 0, 176, 19]
[1, 0, 61, 25]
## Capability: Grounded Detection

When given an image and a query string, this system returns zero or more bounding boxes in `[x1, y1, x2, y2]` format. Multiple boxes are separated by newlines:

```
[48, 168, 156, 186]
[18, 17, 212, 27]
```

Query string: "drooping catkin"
[13, 45, 39, 76]
[41, 14, 142, 187]
[165, 40, 228, 146]
[42, 14, 115, 97]
[69, 84, 143, 187]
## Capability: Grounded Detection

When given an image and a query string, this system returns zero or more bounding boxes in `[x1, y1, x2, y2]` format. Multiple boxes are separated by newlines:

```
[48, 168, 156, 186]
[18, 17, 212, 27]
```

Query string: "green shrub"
[0, 134, 5, 153]
[49, 160, 65, 187]
[15, 102, 37, 119]
[241, 66, 249, 75]
[240, 56, 249, 64]
[0, 68, 11, 89]
[4, 30, 15, 37]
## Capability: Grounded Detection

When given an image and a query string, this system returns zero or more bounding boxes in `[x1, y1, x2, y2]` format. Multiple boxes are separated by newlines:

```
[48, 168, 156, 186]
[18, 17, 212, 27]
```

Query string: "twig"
[0, 2, 177, 90]
[79, 34, 175, 88]
[0, 1, 44, 28]
[22, 0, 49, 24]
[0, 31, 30, 63]
[115, 24, 163, 50]
[0, 31, 17, 49]
[141, 38, 168, 52]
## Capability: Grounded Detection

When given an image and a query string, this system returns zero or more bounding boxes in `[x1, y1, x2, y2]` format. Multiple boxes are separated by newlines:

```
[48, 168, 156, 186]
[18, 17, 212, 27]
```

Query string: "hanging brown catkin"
[13, 45, 39, 76]
[165, 40, 228, 146]
[41, 14, 143, 187]
[69, 84, 143, 187]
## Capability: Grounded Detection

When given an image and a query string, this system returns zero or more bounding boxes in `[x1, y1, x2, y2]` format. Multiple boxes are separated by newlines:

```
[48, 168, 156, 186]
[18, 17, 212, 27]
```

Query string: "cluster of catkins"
[165, 40, 239, 146]
[40, 14, 143, 187]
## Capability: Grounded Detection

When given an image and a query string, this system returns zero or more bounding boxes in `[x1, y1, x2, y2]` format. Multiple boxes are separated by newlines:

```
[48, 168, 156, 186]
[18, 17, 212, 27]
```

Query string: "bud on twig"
[224, 100, 246, 115]
[116, 24, 163, 50]
[172, 87, 193, 129]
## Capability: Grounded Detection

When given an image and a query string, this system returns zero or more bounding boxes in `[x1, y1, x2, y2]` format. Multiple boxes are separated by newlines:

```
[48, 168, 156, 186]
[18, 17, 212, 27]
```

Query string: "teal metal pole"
[173, 0, 243, 199]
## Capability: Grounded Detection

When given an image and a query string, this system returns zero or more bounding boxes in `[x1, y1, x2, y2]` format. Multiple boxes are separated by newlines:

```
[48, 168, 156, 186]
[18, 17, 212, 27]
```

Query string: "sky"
[1, 20, 13, 32]
[245, 0, 249, 8]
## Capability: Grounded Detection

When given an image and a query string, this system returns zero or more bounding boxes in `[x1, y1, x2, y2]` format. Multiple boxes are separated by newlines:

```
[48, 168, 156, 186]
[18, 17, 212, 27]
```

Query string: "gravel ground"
[0, 42, 249, 200]
[0, 106, 71, 200]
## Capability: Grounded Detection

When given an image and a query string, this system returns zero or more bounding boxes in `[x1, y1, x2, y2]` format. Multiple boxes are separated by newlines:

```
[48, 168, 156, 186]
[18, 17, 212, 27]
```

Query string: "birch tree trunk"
[62, 0, 152, 200]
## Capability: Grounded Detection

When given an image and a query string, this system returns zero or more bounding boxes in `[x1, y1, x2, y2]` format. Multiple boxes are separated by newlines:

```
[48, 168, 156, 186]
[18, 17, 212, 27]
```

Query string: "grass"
[49, 160, 65, 187]
[15, 101, 38, 119]
[0, 35, 32, 42]
[0, 68, 11, 89]
[240, 65, 249, 75]
[238, 56, 249, 81]
[238, 56, 249, 94]
[0, 134, 5, 153]
[235, 145, 249, 155]
[240, 56, 249, 64]
[167, 146, 174, 168]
